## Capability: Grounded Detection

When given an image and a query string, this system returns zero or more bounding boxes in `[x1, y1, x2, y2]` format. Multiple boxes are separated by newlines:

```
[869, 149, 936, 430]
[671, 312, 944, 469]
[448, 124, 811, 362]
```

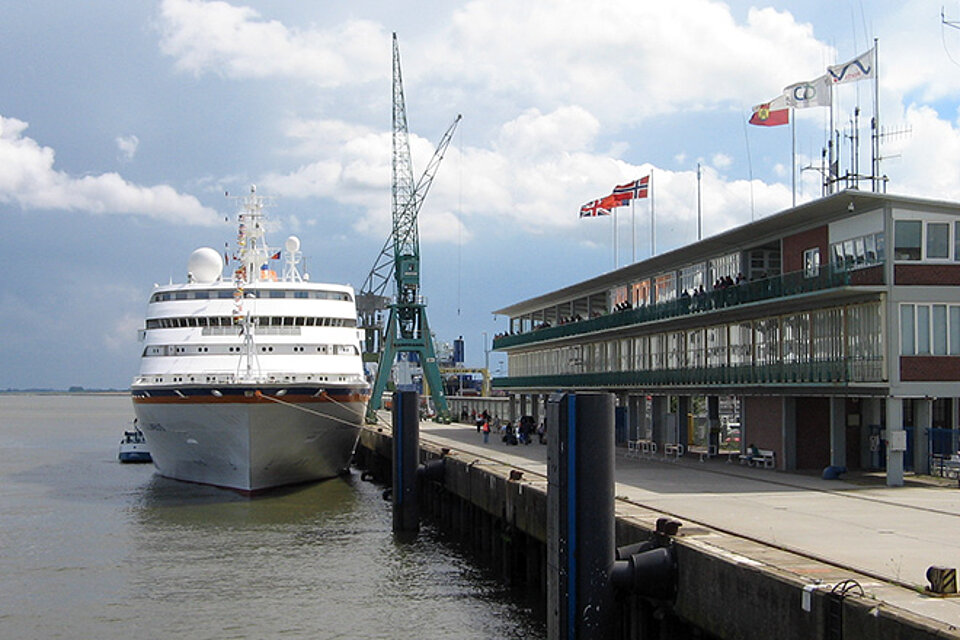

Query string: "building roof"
[493, 190, 960, 317]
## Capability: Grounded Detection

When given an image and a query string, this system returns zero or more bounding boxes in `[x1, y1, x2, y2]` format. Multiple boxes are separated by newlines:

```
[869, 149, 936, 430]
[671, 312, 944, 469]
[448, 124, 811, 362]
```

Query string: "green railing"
[492, 358, 884, 389]
[494, 267, 859, 350]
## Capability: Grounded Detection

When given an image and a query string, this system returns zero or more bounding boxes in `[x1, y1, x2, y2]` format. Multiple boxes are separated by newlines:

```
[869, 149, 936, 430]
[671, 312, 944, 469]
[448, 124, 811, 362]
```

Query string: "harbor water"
[0, 393, 544, 639]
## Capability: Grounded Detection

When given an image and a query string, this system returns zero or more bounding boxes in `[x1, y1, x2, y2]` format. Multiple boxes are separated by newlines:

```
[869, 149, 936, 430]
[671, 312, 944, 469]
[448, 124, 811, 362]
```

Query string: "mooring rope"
[253, 390, 374, 431]
[253, 389, 394, 431]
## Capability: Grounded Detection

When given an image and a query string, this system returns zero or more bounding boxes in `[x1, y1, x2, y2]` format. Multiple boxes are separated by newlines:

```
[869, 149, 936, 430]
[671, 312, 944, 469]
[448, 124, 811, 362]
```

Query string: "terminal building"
[491, 190, 960, 486]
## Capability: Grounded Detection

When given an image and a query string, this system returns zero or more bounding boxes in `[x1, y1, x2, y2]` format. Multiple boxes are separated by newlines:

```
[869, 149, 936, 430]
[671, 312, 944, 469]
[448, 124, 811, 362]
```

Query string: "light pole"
[482, 331, 490, 373]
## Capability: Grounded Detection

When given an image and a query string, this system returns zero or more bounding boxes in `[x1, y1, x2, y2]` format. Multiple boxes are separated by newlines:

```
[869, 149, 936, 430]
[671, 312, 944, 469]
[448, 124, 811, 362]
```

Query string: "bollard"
[926, 566, 958, 595]
[547, 392, 616, 640]
[547, 392, 680, 640]
[392, 390, 420, 534]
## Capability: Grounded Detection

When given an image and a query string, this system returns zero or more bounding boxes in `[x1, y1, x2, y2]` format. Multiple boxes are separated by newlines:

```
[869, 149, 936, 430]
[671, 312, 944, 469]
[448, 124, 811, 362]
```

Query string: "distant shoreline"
[1, 390, 129, 396]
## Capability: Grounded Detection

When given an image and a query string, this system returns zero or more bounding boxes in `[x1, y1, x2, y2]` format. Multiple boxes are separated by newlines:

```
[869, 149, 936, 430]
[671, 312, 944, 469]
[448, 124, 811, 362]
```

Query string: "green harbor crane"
[361, 33, 460, 422]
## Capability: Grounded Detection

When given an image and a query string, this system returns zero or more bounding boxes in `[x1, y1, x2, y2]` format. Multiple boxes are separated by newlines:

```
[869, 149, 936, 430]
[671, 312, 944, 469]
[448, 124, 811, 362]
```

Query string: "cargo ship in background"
[131, 187, 370, 492]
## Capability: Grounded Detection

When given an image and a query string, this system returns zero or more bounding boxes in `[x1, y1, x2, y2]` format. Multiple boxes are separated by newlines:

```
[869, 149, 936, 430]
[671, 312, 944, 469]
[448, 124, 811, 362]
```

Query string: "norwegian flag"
[612, 175, 650, 201]
[579, 199, 611, 218]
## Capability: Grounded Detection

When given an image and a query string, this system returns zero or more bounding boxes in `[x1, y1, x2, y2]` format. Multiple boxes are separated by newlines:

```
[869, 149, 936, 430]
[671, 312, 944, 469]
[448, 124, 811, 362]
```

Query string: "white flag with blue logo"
[783, 74, 832, 109]
[827, 48, 875, 85]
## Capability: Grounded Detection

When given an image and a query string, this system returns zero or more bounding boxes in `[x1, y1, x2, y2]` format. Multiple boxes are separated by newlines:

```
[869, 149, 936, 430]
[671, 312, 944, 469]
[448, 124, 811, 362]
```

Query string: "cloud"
[116, 134, 139, 161]
[884, 104, 960, 200]
[156, 1, 960, 252]
[158, 0, 831, 128]
[0, 116, 219, 224]
[712, 153, 733, 170]
[157, 0, 389, 87]
[260, 107, 795, 251]
[427, 0, 832, 124]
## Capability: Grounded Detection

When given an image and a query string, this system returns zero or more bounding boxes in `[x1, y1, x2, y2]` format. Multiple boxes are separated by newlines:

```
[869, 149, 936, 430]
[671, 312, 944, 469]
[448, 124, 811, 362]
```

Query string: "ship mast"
[231, 185, 271, 381]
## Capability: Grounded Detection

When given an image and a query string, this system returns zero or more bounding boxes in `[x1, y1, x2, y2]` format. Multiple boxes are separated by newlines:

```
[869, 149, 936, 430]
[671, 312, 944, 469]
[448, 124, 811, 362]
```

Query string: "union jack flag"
[579, 199, 611, 218]
[612, 175, 650, 201]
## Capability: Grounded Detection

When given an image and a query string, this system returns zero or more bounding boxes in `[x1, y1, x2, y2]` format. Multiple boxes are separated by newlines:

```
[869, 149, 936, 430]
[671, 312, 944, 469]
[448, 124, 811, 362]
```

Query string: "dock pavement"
[408, 419, 960, 632]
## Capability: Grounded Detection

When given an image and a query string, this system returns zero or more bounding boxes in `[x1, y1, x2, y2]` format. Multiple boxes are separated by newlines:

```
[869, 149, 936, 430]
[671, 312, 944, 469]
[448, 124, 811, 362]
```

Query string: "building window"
[927, 222, 950, 259]
[952, 307, 960, 354]
[955, 221, 960, 261]
[631, 280, 651, 307]
[679, 264, 705, 295]
[894, 220, 922, 260]
[803, 248, 820, 278]
[901, 303, 960, 355]
[933, 305, 948, 355]
[830, 232, 884, 271]
[917, 305, 931, 354]
[654, 273, 676, 303]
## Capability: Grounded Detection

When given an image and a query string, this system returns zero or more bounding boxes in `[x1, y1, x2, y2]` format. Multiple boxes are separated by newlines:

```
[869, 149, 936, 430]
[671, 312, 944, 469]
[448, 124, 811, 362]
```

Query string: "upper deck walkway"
[401, 418, 960, 633]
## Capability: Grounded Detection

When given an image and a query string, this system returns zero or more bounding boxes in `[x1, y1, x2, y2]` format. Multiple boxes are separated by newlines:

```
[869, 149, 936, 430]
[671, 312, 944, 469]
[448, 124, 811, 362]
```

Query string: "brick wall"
[848, 265, 884, 285]
[901, 356, 960, 380]
[743, 396, 782, 467]
[794, 397, 830, 470]
[895, 264, 960, 285]
[781, 225, 828, 274]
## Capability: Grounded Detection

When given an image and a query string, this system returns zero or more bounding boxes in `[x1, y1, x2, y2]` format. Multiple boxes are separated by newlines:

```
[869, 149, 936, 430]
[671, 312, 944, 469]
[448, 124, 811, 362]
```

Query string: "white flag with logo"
[827, 48, 875, 85]
[783, 74, 832, 109]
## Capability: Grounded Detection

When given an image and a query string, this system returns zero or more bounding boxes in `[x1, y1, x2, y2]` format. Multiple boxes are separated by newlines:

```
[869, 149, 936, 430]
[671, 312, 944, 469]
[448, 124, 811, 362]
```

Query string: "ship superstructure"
[131, 187, 370, 491]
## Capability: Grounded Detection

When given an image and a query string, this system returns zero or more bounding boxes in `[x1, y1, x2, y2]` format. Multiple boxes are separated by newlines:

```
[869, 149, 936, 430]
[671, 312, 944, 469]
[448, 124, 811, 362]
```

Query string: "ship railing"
[134, 372, 368, 387]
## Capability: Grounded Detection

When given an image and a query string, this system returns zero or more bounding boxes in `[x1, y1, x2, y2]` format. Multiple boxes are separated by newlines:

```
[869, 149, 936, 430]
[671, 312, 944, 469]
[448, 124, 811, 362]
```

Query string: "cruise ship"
[131, 187, 370, 492]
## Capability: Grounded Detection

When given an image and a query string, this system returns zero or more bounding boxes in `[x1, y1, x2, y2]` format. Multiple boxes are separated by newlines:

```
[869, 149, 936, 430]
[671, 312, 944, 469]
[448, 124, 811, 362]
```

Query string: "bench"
[740, 449, 776, 469]
[932, 455, 960, 479]
[663, 443, 684, 461]
[696, 444, 719, 462]
[626, 439, 657, 459]
[640, 440, 657, 459]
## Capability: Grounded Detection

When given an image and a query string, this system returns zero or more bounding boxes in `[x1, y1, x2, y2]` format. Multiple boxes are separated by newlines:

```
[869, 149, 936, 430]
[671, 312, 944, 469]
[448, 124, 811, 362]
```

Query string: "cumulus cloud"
[712, 153, 733, 170]
[158, 0, 830, 126]
[157, 0, 389, 87]
[154, 0, 960, 252]
[115, 134, 139, 161]
[0, 116, 219, 224]
[261, 107, 794, 251]
[426, 0, 832, 124]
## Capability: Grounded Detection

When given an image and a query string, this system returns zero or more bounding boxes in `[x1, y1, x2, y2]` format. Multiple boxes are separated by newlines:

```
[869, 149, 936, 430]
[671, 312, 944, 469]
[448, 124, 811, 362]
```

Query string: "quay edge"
[354, 422, 960, 640]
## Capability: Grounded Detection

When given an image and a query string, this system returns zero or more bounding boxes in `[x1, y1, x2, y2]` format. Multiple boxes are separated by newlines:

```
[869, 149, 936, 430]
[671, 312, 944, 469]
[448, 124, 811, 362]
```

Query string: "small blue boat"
[118, 423, 152, 463]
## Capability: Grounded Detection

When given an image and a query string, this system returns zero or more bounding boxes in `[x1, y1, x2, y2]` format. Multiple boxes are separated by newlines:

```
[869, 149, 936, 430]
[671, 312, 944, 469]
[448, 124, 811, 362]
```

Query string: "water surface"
[0, 393, 544, 639]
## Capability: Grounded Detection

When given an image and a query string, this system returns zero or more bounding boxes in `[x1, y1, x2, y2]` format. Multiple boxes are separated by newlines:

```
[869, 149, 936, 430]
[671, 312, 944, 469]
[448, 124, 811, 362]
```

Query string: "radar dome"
[285, 235, 301, 253]
[187, 247, 223, 284]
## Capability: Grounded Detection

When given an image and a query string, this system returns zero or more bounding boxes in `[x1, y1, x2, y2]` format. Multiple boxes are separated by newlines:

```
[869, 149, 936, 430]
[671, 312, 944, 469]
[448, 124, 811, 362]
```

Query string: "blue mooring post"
[547, 392, 678, 640]
[547, 392, 616, 640]
[392, 390, 420, 534]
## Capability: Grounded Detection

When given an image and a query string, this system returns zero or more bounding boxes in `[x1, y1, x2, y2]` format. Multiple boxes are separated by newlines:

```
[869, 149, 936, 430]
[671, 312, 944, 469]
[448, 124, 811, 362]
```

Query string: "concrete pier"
[354, 416, 960, 640]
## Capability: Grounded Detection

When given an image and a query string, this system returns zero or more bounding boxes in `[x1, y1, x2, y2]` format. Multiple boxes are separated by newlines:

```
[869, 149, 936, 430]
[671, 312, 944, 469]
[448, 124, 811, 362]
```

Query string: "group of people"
[466, 409, 545, 445]
[713, 273, 747, 289]
[682, 273, 748, 300]
[501, 272, 770, 338]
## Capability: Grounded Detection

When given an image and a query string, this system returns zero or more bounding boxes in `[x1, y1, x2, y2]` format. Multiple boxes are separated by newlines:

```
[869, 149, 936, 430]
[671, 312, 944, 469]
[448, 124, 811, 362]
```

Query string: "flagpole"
[791, 109, 796, 207]
[613, 207, 618, 269]
[650, 169, 656, 256]
[872, 38, 880, 192]
[696, 162, 702, 241]
[631, 197, 636, 263]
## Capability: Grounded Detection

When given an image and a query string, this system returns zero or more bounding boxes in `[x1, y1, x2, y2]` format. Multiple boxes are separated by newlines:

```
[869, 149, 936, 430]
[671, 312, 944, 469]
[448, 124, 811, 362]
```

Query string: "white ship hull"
[132, 386, 368, 492]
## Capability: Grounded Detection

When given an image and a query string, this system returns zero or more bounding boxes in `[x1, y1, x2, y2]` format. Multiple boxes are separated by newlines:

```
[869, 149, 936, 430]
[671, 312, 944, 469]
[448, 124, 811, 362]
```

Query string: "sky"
[3, 0, 960, 389]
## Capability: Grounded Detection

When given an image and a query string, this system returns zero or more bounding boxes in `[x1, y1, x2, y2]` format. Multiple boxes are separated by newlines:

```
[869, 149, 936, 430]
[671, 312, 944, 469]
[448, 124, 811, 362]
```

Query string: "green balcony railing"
[492, 357, 884, 390]
[494, 267, 859, 351]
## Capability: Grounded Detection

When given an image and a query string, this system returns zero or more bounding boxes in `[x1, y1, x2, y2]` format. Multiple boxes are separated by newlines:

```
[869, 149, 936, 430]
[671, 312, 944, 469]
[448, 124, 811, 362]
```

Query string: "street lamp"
[482, 331, 490, 373]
